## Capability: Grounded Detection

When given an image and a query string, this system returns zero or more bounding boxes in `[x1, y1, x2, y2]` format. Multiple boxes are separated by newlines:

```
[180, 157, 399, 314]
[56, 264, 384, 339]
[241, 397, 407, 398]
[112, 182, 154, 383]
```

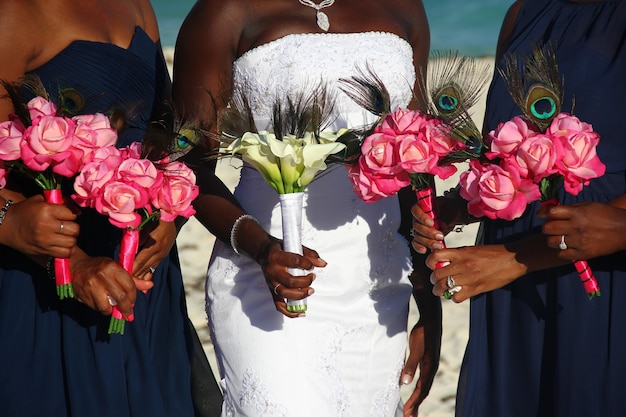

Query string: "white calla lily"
[226, 129, 346, 194]
[299, 141, 346, 188]
[227, 131, 286, 194]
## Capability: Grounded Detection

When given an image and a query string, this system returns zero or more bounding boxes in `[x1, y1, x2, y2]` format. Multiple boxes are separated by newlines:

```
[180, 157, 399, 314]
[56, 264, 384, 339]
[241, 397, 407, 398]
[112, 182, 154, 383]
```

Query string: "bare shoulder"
[178, 0, 247, 41]
[134, 0, 161, 42]
[0, 0, 41, 75]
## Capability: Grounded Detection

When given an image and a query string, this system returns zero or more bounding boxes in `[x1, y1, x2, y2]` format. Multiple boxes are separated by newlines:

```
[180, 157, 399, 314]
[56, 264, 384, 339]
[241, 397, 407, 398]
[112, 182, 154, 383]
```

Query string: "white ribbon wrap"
[279, 192, 307, 312]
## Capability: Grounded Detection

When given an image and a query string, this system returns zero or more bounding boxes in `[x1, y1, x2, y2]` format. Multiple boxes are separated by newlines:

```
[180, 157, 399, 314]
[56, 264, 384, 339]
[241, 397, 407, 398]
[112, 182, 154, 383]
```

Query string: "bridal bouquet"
[216, 85, 349, 313]
[457, 44, 606, 299]
[0, 86, 117, 299]
[72, 142, 199, 333]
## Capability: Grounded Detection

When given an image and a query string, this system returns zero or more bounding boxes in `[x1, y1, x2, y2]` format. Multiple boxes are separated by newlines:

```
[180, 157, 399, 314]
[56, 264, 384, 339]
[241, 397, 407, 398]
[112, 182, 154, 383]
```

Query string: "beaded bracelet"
[0, 199, 14, 226]
[230, 214, 259, 255]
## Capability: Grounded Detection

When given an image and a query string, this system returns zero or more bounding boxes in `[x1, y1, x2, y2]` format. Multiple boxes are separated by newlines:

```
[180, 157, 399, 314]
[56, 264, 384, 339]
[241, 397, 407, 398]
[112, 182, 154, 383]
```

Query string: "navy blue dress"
[0, 28, 196, 417]
[457, 1, 626, 416]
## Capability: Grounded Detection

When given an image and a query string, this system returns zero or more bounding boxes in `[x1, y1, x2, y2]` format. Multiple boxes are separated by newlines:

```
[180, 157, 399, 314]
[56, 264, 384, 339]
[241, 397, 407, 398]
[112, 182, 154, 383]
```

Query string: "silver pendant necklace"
[298, 0, 335, 32]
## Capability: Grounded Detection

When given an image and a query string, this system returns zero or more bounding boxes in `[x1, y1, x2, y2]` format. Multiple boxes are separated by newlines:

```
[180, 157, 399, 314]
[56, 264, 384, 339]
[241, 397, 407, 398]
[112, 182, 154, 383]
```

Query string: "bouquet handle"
[109, 228, 140, 334]
[542, 199, 600, 299]
[415, 187, 447, 268]
[279, 192, 307, 313]
[43, 189, 74, 299]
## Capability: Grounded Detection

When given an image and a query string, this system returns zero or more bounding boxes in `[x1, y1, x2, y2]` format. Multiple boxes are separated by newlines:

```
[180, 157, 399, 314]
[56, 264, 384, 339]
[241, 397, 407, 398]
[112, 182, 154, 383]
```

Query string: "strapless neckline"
[234, 31, 412, 66]
[30, 26, 155, 74]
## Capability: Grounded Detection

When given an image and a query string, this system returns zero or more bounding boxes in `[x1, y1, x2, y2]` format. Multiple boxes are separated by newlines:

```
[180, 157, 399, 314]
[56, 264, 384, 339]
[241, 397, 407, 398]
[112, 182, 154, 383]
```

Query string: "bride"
[172, 1, 441, 416]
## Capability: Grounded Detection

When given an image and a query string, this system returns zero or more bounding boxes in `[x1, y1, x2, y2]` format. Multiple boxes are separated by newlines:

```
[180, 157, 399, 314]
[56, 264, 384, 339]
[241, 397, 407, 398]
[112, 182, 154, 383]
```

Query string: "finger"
[105, 279, 137, 320]
[411, 203, 435, 227]
[302, 246, 327, 268]
[133, 277, 155, 292]
[56, 220, 80, 237]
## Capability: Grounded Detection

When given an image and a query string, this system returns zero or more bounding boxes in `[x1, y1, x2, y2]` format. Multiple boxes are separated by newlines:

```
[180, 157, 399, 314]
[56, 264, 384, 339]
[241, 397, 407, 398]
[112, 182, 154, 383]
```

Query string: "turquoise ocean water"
[153, 0, 513, 57]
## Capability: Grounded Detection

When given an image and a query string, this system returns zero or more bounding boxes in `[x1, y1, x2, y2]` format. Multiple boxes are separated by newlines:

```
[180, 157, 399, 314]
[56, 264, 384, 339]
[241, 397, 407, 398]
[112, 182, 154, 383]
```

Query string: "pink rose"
[551, 127, 606, 195]
[359, 131, 403, 175]
[376, 108, 430, 135]
[72, 113, 118, 157]
[0, 162, 8, 189]
[85, 145, 123, 165]
[95, 180, 150, 229]
[514, 133, 558, 181]
[72, 161, 117, 208]
[348, 161, 410, 203]
[459, 159, 541, 220]
[20, 115, 78, 174]
[27, 96, 58, 120]
[120, 142, 143, 159]
[153, 162, 199, 221]
[0, 119, 25, 161]
[397, 133, 456, 179]
[486, 116, 537, 159]
[115, 158, 162, 192]
[547, 113, 594, 139]
[422, 118, 458, 157]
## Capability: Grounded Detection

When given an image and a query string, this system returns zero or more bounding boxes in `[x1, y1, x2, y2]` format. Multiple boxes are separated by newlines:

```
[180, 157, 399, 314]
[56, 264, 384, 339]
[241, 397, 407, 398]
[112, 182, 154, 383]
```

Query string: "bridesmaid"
[0, 1, 220, 416]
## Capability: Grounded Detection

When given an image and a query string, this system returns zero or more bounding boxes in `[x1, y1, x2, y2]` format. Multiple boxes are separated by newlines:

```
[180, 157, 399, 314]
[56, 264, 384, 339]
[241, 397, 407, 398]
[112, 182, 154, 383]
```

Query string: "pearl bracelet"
[0, 199, 14, 226]
[230, 214, 259, 255]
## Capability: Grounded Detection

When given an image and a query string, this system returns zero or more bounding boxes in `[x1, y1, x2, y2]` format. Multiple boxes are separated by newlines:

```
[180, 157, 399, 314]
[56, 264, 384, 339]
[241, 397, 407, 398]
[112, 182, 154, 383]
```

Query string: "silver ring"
[446, 275, 456, 289]
[148, 265, 156, 274]
[107, 295, 117, 306]
[273, 283, 282, 295]
[559, 235, 567, 250]
[59, 222, 64, 234]
[410, 228, 416, 238]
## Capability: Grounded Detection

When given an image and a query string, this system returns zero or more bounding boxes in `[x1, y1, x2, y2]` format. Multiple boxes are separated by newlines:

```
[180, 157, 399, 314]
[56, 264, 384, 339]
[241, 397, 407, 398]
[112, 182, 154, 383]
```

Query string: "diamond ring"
[559, 235, 567, 250]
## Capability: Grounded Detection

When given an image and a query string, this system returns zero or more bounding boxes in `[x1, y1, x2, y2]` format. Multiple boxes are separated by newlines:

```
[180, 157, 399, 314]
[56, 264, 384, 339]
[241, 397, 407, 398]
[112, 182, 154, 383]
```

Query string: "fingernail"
[127, 313, 135, 322]
[307, 288, 315, 296]
[432, 242, 443, 250]
[298, 313, 306, 318]
[435, 233, 444, 240]
[402, 374, 412, 385]
[311, 273, 316, 281]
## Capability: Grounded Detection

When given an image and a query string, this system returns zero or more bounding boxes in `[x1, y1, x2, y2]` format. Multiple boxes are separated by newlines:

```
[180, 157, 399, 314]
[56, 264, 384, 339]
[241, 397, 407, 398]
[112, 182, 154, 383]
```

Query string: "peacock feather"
[498, 43, 564, 132]
[419, 50, 491, 159]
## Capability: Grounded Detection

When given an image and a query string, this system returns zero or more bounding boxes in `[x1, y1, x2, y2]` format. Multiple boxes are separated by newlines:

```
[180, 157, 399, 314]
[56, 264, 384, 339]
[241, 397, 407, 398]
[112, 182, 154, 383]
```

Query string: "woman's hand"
[410, 192, 470, 254]
[401, 268, 442, 417]
[426, 245, 526, 302]
[133, 219, 178, 283]
[69, 250, 152, 320]
[538, 201, 626, 260]
[257, 237, 327, 318]
[1, 194, 79, 258]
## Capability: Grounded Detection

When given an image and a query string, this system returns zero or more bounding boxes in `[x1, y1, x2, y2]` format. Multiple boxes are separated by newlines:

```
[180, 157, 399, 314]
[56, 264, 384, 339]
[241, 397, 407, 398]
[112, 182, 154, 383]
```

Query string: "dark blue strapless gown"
[456, 1, 626, 416]
[0, 28, 195, 417]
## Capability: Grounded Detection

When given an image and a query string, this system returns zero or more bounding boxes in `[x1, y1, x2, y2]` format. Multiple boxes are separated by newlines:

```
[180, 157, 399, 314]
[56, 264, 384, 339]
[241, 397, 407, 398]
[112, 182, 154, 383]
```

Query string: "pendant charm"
[316, 11, 330, 31]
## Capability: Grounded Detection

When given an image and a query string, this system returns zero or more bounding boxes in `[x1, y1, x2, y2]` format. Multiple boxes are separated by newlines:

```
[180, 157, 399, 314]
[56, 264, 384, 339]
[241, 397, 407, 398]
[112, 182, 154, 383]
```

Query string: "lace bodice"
[232, 32, 416, 130]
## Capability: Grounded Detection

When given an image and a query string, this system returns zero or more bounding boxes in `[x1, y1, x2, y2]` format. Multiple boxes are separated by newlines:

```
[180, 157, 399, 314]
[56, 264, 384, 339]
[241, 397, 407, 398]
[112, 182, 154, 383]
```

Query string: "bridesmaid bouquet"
[215, 84, 349, 313]
[72, 142, 199, 333]
[0, 88, 117, 299]
[459, 112, 605, 298]
[458, 43, 606, 299]
[348, 107, 465, 252]
[342, 55, 490, 261]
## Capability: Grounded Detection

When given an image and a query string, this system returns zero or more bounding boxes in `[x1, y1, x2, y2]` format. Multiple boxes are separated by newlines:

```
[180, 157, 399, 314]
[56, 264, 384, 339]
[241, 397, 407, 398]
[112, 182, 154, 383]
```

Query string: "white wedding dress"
[206, 32, 416, 417]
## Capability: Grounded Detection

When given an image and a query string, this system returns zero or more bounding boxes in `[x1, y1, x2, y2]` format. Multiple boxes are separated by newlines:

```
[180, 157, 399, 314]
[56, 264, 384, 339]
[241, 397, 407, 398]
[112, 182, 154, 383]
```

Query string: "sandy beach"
[165, 48, 494, 416]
